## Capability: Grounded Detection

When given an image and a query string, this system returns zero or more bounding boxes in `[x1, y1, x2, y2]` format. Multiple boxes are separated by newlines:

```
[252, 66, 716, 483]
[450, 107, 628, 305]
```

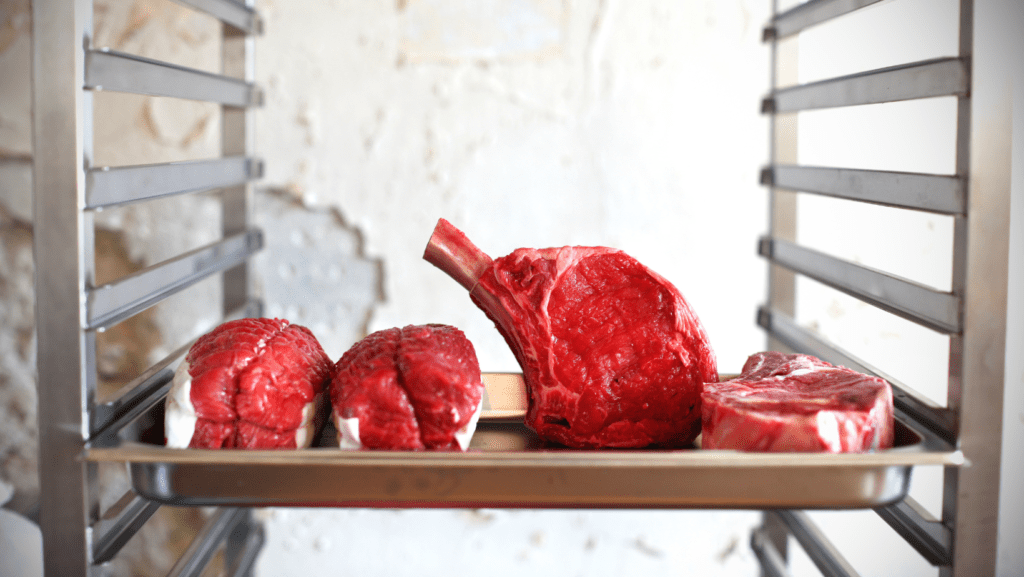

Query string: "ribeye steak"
[165, 318, 333, 449]
[330, 323, 485, 450]
[701, 351, 894, 452]
[424, 218, 717, 448]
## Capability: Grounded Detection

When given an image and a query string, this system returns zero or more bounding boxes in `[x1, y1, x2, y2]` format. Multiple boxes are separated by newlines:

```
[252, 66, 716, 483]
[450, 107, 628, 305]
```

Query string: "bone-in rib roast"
[701, 351, 894, 452]
[329, 323, 485, 450]
[424, 218, 717, 448]
[165, 318, 333, 449]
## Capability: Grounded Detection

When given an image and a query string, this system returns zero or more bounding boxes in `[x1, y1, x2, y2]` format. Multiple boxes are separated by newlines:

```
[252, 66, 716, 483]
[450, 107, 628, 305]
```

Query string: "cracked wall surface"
[255, 0, 770, 376]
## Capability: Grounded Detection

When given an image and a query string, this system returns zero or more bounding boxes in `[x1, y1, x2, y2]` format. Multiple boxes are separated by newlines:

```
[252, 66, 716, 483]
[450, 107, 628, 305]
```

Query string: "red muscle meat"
[424, 218, 717, 449]
[167, 318, 333, 449]
[701, 351, 894, 452]
[329, 324, 485, 450]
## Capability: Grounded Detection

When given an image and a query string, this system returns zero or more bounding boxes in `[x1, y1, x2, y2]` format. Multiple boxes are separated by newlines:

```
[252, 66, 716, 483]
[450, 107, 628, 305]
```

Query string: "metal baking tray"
[85, 373, 963, 509]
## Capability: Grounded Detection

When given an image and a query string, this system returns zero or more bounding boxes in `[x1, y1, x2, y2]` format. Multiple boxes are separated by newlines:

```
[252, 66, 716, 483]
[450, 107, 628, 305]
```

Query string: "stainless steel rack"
[32, 0, 265, 574]
[754, 0, 1012, 575]
[30, 0, 1011, 576]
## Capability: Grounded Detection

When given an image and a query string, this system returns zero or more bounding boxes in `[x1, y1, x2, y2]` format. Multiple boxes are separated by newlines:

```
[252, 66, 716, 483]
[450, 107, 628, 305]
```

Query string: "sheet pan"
[85, 373, 962, 509]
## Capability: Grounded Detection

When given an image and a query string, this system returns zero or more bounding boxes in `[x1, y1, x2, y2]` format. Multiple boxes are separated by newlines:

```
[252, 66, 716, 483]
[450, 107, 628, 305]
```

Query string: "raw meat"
[424, 218, 717, 449]
[330, 324, 485, 451]
[165, 318, 333, 449]
[701, 351, 894, 452]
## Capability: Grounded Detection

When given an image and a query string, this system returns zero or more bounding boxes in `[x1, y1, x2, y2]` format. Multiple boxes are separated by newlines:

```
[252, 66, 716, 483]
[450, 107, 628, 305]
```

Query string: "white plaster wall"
[253, 1, 769, 575]
[251, 1, 1022, 576]
[255, 0, 771, 370]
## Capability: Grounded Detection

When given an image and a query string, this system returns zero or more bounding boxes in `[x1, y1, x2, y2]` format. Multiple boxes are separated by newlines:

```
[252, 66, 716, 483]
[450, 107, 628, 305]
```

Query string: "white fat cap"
[165, 360, 198, 449]
[335, 396, 485, 451]
[165, 359, 321, 449]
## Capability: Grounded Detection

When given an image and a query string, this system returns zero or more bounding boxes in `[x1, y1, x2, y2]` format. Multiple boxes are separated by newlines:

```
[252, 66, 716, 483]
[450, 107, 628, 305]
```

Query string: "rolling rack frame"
[30, 0, 1011, 576]
[32, 0, 265, 574]
[753, 0, 1010, 576]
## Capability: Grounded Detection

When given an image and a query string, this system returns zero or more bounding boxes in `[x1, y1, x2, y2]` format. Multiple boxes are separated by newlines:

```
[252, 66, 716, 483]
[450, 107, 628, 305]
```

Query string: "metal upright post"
[764, 0, 799, 354]
[760, 1, 798, 571]
[221, 0, 261, 318]
[32, 0, 267, 573]
[753, 0, 1012, 575]
[941, 0, 1012, 574]
[32, 0, 96, 575]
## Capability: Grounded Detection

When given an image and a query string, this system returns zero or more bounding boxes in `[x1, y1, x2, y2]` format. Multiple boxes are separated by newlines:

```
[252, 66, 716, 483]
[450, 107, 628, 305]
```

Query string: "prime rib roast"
[165, 318, 333, 449]
[701, 351, 894, 452]
[424, 218, 717, 449]
[330, 323, 485, 450]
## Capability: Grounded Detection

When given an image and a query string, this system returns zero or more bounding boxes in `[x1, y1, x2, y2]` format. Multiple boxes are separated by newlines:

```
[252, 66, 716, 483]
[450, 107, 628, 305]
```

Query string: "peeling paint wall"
[252, 1, 768, 575]
[255, 0, 771, 374]
[0, 0, 38, 520]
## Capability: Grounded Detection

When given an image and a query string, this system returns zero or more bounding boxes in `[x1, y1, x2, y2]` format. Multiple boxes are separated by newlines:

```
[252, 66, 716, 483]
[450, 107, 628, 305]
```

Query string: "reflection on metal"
[763, 165, 964, 215]
[765, 0, 885, 40]
[86, 230, 263, 330]
[167, 508, 249, 577]
[91, 492, 161, 564]
[771, 510, 861, 577]
[765, 58, 967, 113]
[750, 528, 792, 577]
[758, 237, 960, 334]
[85, 49, 260, 107]
[171, 0, 262, 35]
[226, 522, 265, 577]
[86, 157, 263, 209]
[32, 1, 96, 573]
[874, 496, 952, 566]
[89, 343, 188, 442]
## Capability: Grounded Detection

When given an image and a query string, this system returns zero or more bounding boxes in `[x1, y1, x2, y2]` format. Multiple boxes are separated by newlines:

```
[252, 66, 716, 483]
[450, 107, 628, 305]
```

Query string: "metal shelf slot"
[167, 508, 250, 577]
[86, 229, 263, 331]
[85, 49, 261, 107]
[761, 165, 965, 215]
[90, 491, 161, 565]
[226, 518, 265, 577]
[758, 237, 961, 334]
[89, 342, 188, 442]
[765, 0, 885, 40]
[762, 57, 968, 113]
[758, 0, 1012, 575]
[756, 306, 958, 445]
[86, 157, 263, 209]
[874, 496, 953, 566]
[751, 528, 793, 577]
[171, 0, 262, 35]
[772, 510, 862, 577]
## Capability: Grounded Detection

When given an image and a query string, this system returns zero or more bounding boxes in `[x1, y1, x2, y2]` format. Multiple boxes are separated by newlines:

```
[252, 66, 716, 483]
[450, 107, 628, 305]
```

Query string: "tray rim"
[83, 372, 963, 509]
[85, 371, 964, 467]
[84, 427, 963, 469]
